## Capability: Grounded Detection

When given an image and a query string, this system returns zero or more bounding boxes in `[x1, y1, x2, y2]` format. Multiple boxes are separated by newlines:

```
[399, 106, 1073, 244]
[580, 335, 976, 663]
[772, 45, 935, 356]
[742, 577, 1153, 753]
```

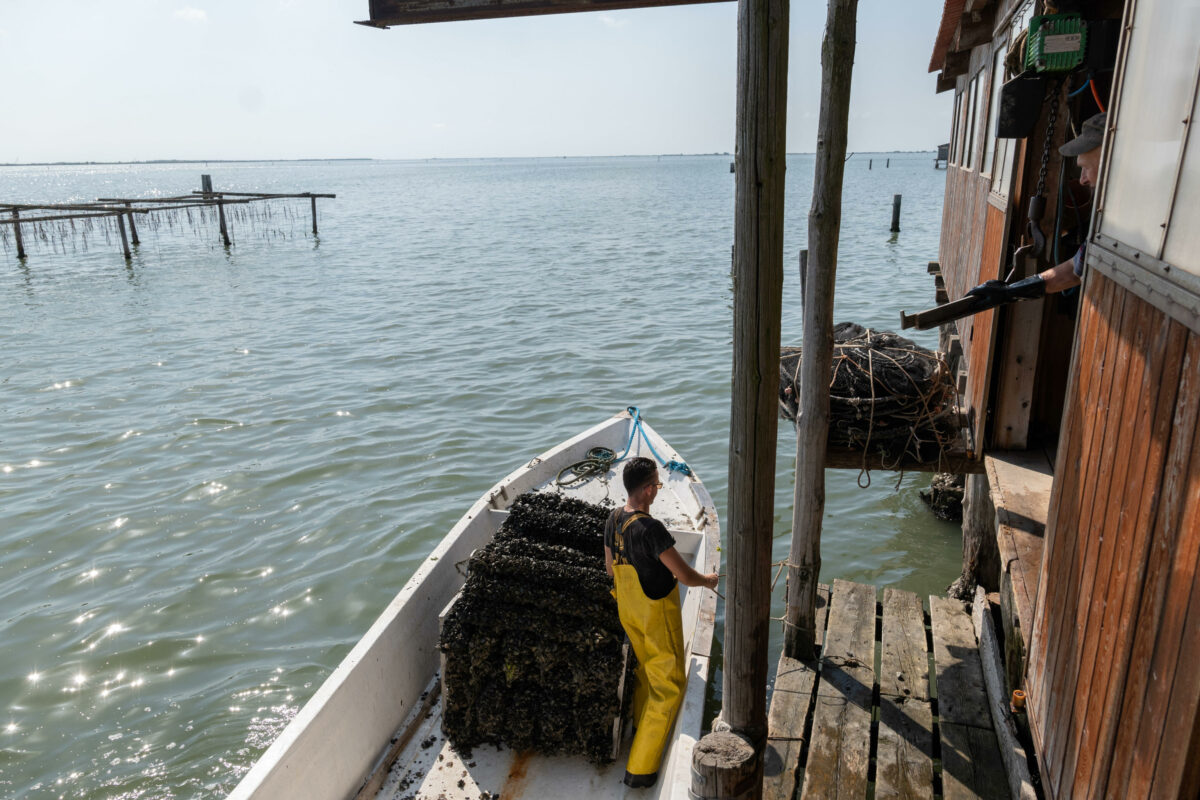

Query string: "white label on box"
[1043, 33, 1082, 54]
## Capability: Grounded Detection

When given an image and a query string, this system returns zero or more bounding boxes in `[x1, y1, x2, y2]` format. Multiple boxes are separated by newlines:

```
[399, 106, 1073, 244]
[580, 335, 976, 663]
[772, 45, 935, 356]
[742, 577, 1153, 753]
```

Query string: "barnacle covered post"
[784, 0, 857, 662]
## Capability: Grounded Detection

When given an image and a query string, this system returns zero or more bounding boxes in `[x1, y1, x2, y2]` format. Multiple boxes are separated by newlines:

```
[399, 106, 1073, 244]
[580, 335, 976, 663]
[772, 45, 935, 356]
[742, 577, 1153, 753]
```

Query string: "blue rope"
[616, 406, 693, 476]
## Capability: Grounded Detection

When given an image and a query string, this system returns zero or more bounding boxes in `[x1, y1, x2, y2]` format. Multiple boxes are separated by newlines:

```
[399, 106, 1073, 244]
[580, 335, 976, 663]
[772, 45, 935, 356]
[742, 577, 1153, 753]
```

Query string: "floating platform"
[765, 580, 1028, 800]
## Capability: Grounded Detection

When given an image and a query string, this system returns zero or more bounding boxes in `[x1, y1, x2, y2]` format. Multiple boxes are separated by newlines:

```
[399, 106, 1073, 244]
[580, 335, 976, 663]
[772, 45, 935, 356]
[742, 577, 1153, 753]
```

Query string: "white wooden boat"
[229, 408, 720, 800]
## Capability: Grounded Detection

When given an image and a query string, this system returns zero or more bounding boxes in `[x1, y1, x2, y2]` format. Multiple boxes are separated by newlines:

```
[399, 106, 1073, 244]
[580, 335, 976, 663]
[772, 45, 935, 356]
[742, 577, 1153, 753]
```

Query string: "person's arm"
[1039, 256, 1082, 293]
[604, 545, 614, 578]
[659, 547, 719, 589]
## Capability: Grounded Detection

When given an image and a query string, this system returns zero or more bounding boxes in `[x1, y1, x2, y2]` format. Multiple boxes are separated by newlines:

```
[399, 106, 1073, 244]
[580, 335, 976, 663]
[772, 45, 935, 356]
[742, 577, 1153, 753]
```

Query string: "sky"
[0, 0, 951, 161]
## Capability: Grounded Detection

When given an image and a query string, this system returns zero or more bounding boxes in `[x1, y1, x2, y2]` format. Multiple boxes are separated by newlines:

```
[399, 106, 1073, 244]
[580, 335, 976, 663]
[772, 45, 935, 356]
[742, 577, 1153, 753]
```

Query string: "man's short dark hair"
[622, 457, 659, 493]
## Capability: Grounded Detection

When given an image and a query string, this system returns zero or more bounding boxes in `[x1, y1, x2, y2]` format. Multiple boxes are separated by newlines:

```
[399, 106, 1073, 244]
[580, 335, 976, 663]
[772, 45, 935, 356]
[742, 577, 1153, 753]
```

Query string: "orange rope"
[1089, 79, 1107, 113]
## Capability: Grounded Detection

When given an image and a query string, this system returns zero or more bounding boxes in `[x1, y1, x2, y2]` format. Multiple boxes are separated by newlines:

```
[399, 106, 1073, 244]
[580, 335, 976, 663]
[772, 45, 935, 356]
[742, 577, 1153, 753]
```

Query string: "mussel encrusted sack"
[779, 323, 958, 466]
[439, 491, 626, 763]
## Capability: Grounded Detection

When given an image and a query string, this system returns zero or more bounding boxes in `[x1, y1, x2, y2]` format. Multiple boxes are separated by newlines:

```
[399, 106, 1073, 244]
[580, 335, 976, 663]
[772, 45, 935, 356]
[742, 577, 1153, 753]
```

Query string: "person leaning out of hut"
[604, 457, 719, 789]
[966, 112, 1106, 305]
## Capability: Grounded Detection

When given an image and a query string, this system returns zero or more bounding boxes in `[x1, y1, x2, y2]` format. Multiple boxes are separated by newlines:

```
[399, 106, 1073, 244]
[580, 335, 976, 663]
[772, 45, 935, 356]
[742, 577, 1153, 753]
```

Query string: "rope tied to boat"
[555, 407, 692, 487]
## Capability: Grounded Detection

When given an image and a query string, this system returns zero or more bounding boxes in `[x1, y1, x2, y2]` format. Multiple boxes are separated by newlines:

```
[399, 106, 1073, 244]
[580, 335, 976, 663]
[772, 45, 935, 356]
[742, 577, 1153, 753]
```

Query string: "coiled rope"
[555, 407, 692, 487]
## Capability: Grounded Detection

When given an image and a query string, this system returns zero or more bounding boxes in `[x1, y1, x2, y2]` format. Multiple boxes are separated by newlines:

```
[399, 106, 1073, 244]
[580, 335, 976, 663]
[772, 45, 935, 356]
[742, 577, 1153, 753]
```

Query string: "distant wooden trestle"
[765, 580, 1028, 800]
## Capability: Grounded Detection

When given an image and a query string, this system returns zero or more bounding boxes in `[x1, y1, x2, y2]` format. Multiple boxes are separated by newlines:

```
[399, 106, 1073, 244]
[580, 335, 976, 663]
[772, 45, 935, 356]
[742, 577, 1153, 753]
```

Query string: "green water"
[0, 154, 959, 798]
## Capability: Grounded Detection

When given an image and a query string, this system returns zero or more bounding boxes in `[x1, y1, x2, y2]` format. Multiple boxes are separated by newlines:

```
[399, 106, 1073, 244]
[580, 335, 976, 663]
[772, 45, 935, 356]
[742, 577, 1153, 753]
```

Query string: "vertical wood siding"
[938, 166, 1004, 452]
[1027, 270, 1200, 798]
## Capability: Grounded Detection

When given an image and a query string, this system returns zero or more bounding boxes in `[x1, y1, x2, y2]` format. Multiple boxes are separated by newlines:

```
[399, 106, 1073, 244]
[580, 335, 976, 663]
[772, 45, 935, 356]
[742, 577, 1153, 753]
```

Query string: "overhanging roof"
[929, 0, 966, 73]
[357, 0, 730, 26]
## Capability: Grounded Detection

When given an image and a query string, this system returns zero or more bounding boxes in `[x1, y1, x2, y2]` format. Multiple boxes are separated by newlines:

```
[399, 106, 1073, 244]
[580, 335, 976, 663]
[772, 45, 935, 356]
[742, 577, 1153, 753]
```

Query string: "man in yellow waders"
[604, 457, 719, 789]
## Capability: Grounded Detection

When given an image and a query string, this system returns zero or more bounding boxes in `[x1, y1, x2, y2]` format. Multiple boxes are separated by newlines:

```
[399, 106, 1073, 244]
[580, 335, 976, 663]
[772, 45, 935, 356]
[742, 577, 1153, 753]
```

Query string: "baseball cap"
[1060, 113, 1107, 157]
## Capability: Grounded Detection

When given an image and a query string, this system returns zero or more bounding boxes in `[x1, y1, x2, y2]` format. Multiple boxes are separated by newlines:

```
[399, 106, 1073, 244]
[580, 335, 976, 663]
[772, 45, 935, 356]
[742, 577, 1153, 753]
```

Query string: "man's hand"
[966, 275, 1047, 309]
[701, 573, 719, 590]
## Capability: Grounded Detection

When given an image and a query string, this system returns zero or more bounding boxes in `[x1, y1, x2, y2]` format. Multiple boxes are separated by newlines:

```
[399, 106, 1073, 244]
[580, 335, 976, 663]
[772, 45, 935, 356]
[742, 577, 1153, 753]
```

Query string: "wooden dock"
[765, 580, 1014, 799]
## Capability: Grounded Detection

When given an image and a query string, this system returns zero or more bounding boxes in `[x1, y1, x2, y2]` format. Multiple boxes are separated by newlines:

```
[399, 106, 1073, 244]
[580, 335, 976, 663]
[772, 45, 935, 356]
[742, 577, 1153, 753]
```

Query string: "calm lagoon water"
[0, 154, 956, 798]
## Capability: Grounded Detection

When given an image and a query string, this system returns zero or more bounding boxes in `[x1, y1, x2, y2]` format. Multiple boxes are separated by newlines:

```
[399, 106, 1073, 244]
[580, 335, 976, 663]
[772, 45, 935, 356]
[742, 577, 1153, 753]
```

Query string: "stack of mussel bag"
[439, 491, 629, 764]
[779, 323, 958, 467]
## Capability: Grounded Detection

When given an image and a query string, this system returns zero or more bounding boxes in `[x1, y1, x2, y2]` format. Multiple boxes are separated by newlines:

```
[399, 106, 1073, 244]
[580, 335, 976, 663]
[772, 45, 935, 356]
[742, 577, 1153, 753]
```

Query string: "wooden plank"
[940, 722, 1009, 800]
[800, 580, 875, 799]
[763, 585, 828, 800]
[880, 588, 929, 701]
[929, 595, 989, 730]
[1105, 331, 1200, 794]
[1084, 319, 1190, 797]
[992, 297, 1047, 449]
[783, 0, 856, 662]
[877, 588, 933, 800]
[876, 696, 934, 800]
[973, 586, 1037, 800]
[361, 0, 729, 25]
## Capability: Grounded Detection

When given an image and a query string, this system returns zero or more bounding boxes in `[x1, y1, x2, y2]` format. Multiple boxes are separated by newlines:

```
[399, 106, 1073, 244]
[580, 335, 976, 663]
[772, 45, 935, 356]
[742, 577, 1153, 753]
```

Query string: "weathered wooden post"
[201, 174, 213, 194]
[11, 209, 26, 259]
[124, 202, 140, 245]
[690, 0, 788, 790]
[799, 249, 809, 309]
[115, 213, 132, 260]
[217, 199, 231, 246]
[783, 0, 858, 661]
[311, 195, 319, 235]
[891, 193, 902, 233]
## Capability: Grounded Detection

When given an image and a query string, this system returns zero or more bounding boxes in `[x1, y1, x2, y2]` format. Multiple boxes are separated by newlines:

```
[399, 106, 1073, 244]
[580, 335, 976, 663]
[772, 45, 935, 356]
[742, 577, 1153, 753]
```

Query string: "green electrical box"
[1026, 13, 1087, 73]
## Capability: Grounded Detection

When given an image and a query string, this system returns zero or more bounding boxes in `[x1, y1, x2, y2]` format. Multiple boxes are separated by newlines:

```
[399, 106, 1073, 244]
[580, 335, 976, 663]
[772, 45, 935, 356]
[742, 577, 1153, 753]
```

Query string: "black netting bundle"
[779, 323, 958, 466]
[439, 491, 625, 763]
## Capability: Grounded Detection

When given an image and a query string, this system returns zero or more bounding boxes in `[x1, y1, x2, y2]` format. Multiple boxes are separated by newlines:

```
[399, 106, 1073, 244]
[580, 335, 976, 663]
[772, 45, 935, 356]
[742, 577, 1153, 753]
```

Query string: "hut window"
[965, 74, 981, 170]
[1099, 0, 1200, 262]
[982, 48, 1005, 177]
[950, 92, 963, 165]
[1162, 73, 1200, 277]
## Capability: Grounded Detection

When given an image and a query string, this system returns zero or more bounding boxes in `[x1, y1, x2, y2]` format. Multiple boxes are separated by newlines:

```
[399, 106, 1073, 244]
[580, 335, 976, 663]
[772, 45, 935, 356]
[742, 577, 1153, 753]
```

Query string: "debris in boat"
[440, 491, 625, 764]
[779, 323, 958, 466]
[920, 472, 964, 521]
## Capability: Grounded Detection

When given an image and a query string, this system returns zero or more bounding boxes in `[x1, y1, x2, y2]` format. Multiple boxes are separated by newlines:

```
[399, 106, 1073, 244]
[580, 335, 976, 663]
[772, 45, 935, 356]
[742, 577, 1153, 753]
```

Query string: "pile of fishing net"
[439, 491, 627, 764]
[779, 323, 958, 466]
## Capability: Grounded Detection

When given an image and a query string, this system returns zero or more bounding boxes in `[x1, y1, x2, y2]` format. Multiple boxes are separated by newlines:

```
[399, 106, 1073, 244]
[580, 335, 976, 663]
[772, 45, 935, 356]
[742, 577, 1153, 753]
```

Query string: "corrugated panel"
[1027, 271, 1200, 799]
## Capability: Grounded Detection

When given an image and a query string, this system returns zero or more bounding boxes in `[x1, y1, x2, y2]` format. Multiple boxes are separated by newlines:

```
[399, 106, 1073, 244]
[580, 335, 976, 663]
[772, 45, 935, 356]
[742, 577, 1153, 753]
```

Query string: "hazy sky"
[0, 0, 951, 161]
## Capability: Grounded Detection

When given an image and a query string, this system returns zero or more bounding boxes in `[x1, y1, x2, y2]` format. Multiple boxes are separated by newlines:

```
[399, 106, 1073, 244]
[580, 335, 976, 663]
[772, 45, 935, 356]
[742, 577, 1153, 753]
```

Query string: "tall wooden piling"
[891, 193, 902, 233]
[311, 195, 319, 235]
[124, 202, 140, 245]
[217, 199, 231, 246]
[783, 0, 858, 662]
[11, 209, 25, 259]
[115, 213, 132, 259]
[692, 0, 788, 791]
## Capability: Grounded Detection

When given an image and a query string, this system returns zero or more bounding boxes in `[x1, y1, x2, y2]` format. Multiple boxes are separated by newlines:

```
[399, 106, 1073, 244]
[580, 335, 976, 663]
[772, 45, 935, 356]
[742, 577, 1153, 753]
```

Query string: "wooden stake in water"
[11, 209, 25, 259]
[124, 202, 140, 245]
[217, 199, 231, 246]
[116, 213, 132, 259]
[311, 196, 318, 235]
[891, 193, 902, 233]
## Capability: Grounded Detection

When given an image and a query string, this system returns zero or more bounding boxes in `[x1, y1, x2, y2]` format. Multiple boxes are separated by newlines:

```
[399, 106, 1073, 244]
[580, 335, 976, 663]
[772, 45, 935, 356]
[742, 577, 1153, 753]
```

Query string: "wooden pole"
[948, 472, 1001, 598]
[217, 199, 231, 246]
[124, 202, 140, 245]
[311, 196, 318, 235]
[891, 193, 902, 233]
[783, 0, 858, 661]
[692, 0, 788, 792]
[11, 209, 26, 259]
[690, 731, 759, 799]
[201, 174, 213, 194]
[799, 249, 809, 309]
[115, 213, 132, 259]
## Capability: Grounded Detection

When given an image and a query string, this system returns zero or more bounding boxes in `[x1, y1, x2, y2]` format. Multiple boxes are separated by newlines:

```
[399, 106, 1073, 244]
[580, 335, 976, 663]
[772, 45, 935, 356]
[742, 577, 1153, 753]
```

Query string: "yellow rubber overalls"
[611, 511, 687, 780]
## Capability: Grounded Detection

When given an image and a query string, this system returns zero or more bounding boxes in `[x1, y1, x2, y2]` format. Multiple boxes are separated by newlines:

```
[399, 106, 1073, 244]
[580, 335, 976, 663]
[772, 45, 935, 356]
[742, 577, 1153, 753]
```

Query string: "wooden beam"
[943, 49, 970, 78]
[954, 7, 995, 52]
[361, 0, 730, 25]
[936, 72, 957, 94]
[823, 445, 984, 474]
[192, 191, 337, 199]
[783, 0, 857, 662]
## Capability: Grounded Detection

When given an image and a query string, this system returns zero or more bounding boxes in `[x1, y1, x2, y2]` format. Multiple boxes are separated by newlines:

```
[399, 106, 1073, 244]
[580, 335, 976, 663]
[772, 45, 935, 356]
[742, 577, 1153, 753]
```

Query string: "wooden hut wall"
[1026, 269, 1200, 799]
[938, 42, 1008, 454]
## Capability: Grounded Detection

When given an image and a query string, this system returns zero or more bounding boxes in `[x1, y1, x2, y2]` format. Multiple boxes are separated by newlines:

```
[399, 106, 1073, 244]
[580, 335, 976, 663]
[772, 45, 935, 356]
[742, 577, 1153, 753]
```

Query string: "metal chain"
[1036, 83, 1061, 199]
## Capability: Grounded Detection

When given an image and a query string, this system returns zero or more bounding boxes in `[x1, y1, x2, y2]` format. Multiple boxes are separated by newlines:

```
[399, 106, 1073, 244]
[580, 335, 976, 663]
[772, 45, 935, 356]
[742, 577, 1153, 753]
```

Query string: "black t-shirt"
[604, 508, 678, 600]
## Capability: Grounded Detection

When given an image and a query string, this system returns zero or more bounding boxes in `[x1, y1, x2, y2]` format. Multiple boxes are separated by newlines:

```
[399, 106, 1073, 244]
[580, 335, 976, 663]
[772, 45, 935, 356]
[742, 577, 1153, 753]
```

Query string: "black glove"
[965, 275, 1046, 309]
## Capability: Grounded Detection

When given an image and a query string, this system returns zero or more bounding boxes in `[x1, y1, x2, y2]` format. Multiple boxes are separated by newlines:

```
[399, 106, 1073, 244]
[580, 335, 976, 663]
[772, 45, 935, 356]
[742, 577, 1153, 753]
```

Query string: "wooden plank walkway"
[765, 579, 1010, 800]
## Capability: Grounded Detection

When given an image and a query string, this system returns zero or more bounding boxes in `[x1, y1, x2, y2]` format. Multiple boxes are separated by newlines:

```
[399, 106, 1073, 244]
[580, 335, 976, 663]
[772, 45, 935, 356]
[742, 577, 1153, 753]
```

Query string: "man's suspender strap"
[612, 511, 647, 566]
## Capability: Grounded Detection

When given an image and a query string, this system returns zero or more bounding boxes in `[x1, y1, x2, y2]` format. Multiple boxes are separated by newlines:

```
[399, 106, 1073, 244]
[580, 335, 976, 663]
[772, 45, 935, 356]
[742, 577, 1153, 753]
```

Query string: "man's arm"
[604, 545, 614, 578]
[1040, 256, 1082, 293]
[659, 547, 719, 589]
